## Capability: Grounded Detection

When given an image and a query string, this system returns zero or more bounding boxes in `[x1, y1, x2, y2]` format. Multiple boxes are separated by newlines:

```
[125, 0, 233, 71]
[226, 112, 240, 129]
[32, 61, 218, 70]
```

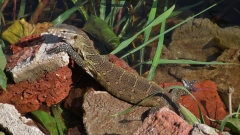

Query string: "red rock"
[108, 54, 138, 75]
[179, 80, 229, 127]
[133, 107, 192, 135]
[0, 66, 73, 113]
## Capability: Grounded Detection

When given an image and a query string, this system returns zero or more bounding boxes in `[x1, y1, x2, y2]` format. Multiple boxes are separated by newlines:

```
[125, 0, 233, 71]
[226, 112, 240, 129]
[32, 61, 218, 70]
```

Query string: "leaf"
[1, 20, 24, 44]
[0, 70, 6, 91]
[83, 15, 120, 52]
[0, 46, 6, 70]
[0, 46, 6, 91]
[31, 110, 58, 135]
[1, 19, 35, 44]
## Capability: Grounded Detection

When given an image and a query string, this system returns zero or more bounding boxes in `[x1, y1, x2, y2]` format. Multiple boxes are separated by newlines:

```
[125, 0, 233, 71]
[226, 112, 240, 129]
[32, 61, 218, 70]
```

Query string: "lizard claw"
[181, 79, 197, 92]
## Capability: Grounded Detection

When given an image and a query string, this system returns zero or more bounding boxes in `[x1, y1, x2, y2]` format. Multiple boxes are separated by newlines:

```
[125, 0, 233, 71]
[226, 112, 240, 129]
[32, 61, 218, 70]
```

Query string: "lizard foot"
[46, 42, 71, 54]
[46, 42, 90, 72]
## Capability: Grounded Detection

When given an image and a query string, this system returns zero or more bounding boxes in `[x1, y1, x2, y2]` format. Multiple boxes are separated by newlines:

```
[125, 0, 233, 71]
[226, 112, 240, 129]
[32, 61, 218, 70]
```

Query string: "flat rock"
[82, 90, 151, 135]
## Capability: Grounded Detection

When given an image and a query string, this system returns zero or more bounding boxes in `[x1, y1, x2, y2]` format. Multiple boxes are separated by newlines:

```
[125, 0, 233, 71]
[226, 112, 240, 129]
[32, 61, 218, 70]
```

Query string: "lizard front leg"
[47, 43, 94, 77]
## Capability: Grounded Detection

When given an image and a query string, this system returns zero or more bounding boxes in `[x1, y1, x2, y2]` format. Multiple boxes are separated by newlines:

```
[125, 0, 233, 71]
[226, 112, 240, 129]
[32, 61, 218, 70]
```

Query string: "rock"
[108, 54, 139, 75]
[191, 123, 218, 135]
[133, 107, 192, 135]
[6, 34, 69, 83]
[168, 18, 240, 61]
[67, 125, 83, 135]
[0, 103, 44, 135]
[0, 66, 73, 113]
[82, 90, 151, 135]
[179, 80, 229, 127]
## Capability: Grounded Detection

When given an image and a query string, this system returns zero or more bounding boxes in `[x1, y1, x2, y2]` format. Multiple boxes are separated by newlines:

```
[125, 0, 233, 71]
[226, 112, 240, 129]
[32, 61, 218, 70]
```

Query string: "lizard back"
[47, 24, 182, 114]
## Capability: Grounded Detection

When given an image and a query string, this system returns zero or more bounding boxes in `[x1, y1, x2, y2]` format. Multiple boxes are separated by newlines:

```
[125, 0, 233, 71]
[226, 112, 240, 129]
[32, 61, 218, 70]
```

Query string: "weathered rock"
[168, 18, 240, 61]
[0, 103, 44, 135]
[7, 34, 69, 83]
[82, 90, 151, 135]
[133, 107, 192, 135]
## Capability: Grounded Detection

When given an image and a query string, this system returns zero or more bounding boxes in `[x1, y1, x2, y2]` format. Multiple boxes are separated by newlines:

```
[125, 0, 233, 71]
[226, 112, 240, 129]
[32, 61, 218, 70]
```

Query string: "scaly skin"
[47, 24, 185, 115]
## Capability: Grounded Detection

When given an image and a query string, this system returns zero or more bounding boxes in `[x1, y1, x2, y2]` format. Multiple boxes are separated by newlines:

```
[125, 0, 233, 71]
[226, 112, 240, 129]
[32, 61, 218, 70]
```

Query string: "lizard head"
[47, 24, 79, 45]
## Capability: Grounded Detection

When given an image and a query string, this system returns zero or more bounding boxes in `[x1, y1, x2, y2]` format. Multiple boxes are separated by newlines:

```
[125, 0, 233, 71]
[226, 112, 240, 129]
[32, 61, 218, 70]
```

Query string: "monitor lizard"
[45, 24, 188, 116]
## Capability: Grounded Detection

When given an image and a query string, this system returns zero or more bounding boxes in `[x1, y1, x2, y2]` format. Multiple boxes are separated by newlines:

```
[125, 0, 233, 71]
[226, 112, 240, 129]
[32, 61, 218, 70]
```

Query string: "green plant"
[0, 44, 7, 91]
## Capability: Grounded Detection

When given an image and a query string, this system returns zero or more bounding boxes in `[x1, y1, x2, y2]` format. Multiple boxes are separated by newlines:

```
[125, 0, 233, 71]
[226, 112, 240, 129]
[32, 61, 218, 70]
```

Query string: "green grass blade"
[110, 4, 175, 54]
[113, 15, 128, 29]
[236, 104, 240, 118]
[117, 0, 145, 39]
[168, 1, 203, 18]
[144, 59, 236, 65]
[0, 0, 3, 27]
[140, 0, 158, 75]
[105, 0, 125, 28]
[119, 0, 224, 58]
[219, 113, 239, 132]
[72, 0, 89, 21]
[17, 0, 26, 19]
[99, 0, 106, 20]
[180, 104, 200, 125]
[147, 0, 168, 80]
[51, 105, 67, 135]
[52, 0, 88, 25]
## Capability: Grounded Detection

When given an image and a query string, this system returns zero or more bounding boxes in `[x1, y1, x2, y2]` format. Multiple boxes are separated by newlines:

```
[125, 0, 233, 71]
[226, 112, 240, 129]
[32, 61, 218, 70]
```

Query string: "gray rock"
[8, 34, 69, 83]
[191, 123, 218, 135]
[0, 103, 44, 135]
